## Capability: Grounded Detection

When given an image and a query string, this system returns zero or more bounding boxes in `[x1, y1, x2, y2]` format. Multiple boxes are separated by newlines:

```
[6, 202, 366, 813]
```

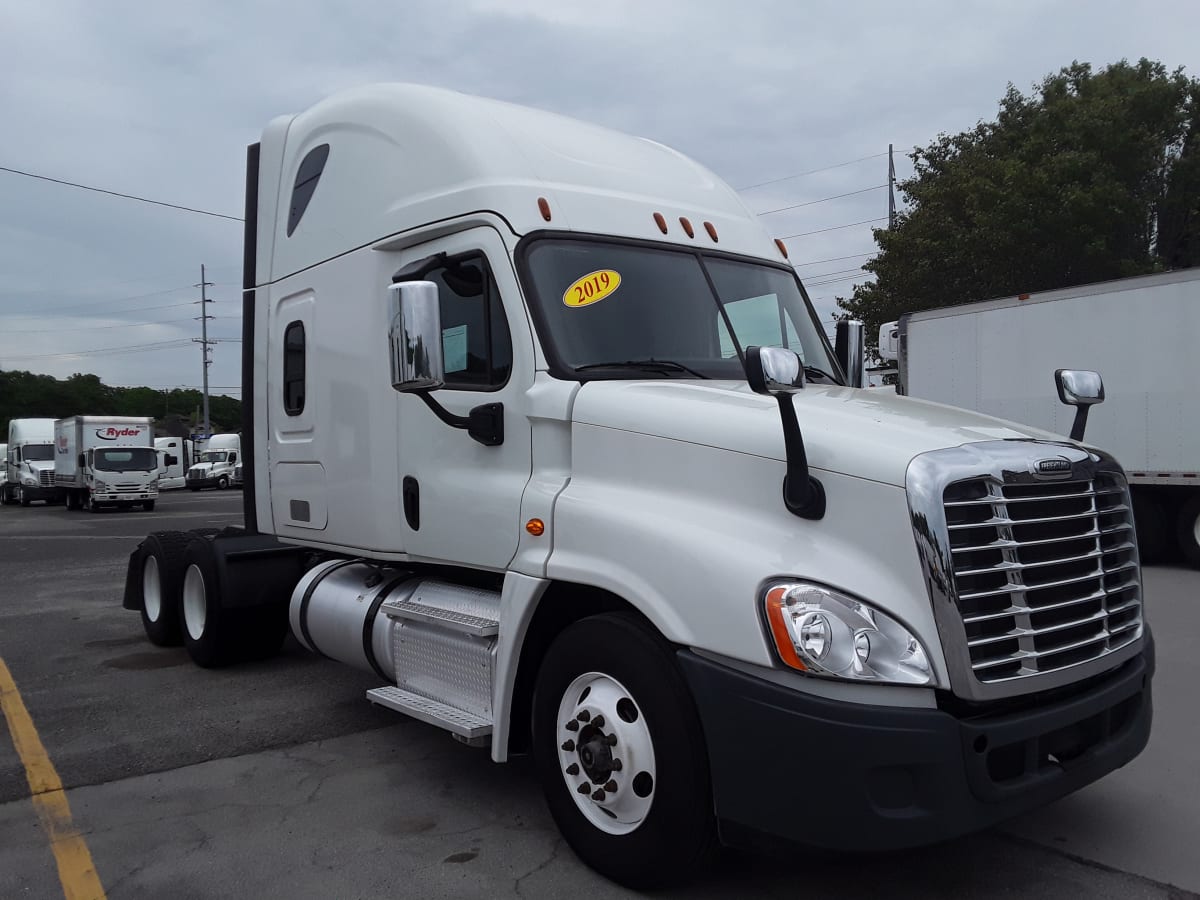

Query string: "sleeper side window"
[283, 321, 306, 415]
[421, 256, 512, 390]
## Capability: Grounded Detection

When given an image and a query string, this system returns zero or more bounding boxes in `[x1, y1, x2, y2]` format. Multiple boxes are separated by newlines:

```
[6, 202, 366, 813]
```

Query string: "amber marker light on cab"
[538, 198, 552, 221]
[526, 518, 546, 536]
[653, 212, 668, 234]
[704, 221, 718, 242]
[764, 585, 807, 671]
[775, 238, 789, 259]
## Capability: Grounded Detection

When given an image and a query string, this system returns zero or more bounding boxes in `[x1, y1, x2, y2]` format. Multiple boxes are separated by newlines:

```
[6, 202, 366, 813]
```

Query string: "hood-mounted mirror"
[745, 346, 825, 520]
[1054, 369, 1104, 442]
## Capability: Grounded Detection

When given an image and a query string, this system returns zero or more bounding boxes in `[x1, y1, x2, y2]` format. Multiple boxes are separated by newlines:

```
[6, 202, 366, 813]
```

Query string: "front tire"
[142, 499, 156, 512]
[532, 613, 716, 889]
[18, 486, 30, 507]
[217, 475, 229, 490]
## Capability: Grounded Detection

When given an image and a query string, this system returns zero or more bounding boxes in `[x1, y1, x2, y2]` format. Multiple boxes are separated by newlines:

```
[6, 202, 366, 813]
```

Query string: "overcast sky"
[2, 0, 1198, 400]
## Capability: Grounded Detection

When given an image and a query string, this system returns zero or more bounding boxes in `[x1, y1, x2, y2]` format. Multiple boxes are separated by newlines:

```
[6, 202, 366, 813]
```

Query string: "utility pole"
[192, 264, 215, 438]
[888, 143, 897, 229]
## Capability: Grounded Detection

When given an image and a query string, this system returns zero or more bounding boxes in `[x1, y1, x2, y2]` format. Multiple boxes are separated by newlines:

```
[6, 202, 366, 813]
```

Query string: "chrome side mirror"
[1054, 369, 1104, 442]
[835, 319, 865, 388]
[745, 346, 805, 395]
[744, 346, 824, 520]
[388, 281, 445, 393]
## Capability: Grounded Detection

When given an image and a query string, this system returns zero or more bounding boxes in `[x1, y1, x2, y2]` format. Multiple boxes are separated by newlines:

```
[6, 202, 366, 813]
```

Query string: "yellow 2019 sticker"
[563, 269, 621, 308]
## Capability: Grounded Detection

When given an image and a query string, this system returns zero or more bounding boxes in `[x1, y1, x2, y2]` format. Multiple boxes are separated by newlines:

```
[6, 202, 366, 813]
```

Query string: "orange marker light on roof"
[538, 198, 552, 221]
[704, 221, 718, 242]
[774, 238, 789, 259]
[679, 217, 695, 238]
[653, 212, 668, 234]
[525, 518, 545, 536]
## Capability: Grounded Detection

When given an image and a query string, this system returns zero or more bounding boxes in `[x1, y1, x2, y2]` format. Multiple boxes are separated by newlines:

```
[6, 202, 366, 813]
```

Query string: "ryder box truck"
[121, 85, 1153, 888]
[56, 416, 158, 512]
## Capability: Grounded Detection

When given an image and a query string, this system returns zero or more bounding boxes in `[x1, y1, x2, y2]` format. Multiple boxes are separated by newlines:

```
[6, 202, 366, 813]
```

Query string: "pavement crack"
[513, 836, 564, 897]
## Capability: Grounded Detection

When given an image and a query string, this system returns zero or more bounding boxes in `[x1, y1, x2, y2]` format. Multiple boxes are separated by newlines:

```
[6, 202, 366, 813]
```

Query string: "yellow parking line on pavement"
[0, 657, 106, 900]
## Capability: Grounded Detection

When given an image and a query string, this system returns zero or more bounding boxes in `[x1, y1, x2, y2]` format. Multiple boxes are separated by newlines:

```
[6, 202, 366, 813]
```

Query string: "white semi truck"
[185, 433, 241, 491]
[55, 416, 158, 512]
[879, 267, 1200, 566]
[2, 418, 60, 506]
[155, 437, 193, 490]
[0, 443, 7, 494]
[123, 85, 1153, 888]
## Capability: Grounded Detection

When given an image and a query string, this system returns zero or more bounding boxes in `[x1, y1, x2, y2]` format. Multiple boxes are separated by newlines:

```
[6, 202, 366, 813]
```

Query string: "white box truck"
[2, 418, 60, 506]
[121, 85, 1153, 888]
[184, 433, 240, 491]
[0, 443, 6, 494]
[879, 267, 1200, 566]
[55, 416, 158, 512]
[155, 437, 192, 490]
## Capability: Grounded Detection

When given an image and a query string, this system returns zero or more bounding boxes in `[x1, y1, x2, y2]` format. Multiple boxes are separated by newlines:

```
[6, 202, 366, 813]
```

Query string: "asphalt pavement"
[0, 490, 1195, 898]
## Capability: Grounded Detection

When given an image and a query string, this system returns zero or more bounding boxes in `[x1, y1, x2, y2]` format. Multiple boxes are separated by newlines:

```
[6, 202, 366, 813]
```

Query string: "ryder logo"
[96, 427, 143, 440]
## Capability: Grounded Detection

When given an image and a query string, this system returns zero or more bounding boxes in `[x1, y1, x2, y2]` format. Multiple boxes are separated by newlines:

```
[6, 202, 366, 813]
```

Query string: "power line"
[800, 265, 867, 281]
[0, 315, 208, 335]
[0, 339, 193, 362]
[0, 165, 243, 222]
[735, 152, 889, 192]
[756, 184, 887, 216]
[791, 251, 876, 267]
[807, 272, 874, 288]
[778, 217, 888, 240]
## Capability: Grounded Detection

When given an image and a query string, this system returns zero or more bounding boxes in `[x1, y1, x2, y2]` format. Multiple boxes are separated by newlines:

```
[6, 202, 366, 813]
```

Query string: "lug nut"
[591, 789, 605, 801]
[577, 782, 590, 794]
[577, 710, 591, 723]
[610, 759, 623, 771]
[565, 763, 579, 776]
[604, 780, 618, 793]
[561, 740, 575, 752]
[592, 715, 605, 729]
[565, 719, 579, 732]
[603, 734, 618, 747]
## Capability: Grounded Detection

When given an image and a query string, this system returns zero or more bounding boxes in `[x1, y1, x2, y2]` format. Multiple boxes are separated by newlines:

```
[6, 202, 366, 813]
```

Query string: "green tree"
[839, 59, 1200, 348]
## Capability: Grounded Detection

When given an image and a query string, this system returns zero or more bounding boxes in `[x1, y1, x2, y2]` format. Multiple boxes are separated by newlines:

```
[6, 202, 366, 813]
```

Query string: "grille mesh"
[943, 473, 1142, 684]
[39, 470, 54, 487]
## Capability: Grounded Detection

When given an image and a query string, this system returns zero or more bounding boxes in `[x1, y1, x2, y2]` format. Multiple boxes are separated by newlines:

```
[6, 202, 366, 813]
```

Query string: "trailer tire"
[531, 613, 716, 889]
[138, 532, 190, 646]
[180, 538, 241, 668]
[1176, 495, 1200, 568]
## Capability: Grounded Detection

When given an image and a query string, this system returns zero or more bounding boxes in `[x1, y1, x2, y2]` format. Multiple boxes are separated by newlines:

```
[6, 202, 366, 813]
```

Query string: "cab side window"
[422, 256, 512, 390]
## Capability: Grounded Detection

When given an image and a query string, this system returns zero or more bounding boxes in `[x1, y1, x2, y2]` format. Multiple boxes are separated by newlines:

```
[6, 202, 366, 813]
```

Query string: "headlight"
[763, 581, 933, 685]
[148, 478, 159, 489]
[94, 480, 108, 492]
[21, 475, 38, 485]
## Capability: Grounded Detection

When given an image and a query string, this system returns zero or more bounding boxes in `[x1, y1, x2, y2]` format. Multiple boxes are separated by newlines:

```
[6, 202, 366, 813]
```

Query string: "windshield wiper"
[803, 365, 839, 384]
[574, 359, 711, 379]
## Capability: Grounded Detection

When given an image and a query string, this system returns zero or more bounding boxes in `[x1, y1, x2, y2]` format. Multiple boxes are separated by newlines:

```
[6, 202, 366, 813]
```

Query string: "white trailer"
[880, 267, 1200, 565]
[121, 84, 1152, 888]
[3, 418, 59, 506]
[55, 416, 158, 512]
[184, 433, 240, 491]
[155, 437, 192, 490]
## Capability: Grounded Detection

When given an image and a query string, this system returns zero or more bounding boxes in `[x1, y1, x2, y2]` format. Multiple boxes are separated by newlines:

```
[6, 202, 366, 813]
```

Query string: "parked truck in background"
[122, 85, 1153, 888]
[879, 267, 1200, 566]
[185, 433, 240, 491]
[55, 416, 158, 512]
[2, 418, 60, 506]
[155, 437, 193, 490]
[0, 443, 6, 495]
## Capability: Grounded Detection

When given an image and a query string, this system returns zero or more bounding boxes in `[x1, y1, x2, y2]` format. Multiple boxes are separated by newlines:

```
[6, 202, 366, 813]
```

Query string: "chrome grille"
[114, 482, 144, 493]
[39, 470, 54, 487]
[942, 473, 1142, 685]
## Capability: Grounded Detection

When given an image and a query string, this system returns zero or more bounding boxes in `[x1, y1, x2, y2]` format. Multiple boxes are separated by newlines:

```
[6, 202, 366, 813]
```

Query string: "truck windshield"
[95, 448, 158, 472]
[198, 451, 227, 463]
[23, 444, 54, 461]
[519, 238, 841, 382]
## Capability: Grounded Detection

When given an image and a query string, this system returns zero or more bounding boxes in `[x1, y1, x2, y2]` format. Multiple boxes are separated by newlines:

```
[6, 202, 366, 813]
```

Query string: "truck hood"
[27, 460, 55, 474]
[571, 381, 1072, 487]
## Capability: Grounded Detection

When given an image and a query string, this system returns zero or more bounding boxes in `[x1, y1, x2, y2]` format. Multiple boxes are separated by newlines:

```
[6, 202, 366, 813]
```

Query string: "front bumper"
[678, 634, 1154, 852]
[93, 492, 157, 502]
[17, 484, 60, 501]
[186, 476, 219, 488]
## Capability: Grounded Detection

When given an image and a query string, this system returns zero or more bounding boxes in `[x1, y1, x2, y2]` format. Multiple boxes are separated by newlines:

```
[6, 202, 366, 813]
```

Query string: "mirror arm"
[417, 392, 504, 446]
[1069, 407, 1089, 443]
[775, 395, 826, 519]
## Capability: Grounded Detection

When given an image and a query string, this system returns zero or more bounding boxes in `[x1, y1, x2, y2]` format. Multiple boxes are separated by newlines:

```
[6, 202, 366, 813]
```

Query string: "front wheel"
[532, 613, 716, 889]
[216, 475, 230, 490]
[18, 486, 30, 507]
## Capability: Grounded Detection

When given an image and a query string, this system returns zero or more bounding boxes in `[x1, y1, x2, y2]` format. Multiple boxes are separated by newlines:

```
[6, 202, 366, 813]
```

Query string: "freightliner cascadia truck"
[123, 85, 1153, 888]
